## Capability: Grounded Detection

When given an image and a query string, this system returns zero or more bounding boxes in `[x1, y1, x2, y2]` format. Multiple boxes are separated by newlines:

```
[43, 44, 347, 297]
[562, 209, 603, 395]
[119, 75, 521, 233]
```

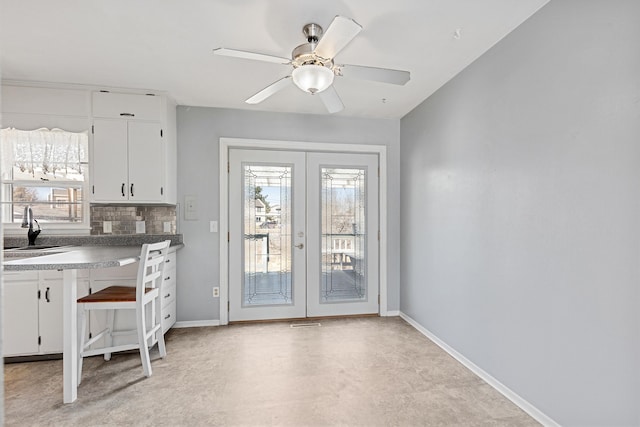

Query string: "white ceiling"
[1, 0, 549, 119]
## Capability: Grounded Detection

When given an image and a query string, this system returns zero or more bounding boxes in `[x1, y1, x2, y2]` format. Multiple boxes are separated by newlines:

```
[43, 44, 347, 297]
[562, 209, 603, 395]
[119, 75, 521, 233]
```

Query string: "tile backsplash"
[90, 205, 177, 235]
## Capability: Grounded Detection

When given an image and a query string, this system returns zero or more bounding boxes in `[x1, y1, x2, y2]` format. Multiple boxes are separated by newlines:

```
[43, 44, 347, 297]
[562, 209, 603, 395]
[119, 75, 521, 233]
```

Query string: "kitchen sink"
[13, 245, 64, 250]
[3, 245, 75, 258]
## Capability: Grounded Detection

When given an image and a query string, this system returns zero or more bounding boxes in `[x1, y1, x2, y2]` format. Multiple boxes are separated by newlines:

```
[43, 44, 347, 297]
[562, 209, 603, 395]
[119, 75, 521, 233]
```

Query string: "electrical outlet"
[135, 220, 146, 234]
[103, 221, 112, 233]
[213, 287, 220, 298]
[210, 221, 218, 233]
[163, 221, 172, 233]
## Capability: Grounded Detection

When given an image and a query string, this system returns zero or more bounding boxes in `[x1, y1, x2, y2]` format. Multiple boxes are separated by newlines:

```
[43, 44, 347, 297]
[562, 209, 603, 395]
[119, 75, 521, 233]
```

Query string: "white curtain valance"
[1, 127, 88, 181]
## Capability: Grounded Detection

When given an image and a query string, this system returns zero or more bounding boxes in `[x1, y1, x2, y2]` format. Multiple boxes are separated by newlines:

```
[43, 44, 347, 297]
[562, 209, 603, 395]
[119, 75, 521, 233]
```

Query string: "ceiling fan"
[213, 16, 410, 113]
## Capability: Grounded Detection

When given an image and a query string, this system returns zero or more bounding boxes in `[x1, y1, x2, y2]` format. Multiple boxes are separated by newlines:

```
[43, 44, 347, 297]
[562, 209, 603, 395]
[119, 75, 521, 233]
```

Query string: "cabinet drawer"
[161, 281, 176, 309]
[162, 301, 176, 332]
[164, 252, 176, 267]
[92, 92, 162, 121]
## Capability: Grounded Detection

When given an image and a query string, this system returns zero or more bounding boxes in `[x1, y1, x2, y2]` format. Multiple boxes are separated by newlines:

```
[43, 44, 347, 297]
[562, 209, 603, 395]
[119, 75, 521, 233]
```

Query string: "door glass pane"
[243, 164, 292, 306]
[320, 167, 367, 302]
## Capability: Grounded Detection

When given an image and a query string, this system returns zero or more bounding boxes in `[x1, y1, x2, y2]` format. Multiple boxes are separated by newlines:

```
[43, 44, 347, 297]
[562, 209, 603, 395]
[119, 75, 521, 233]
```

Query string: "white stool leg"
[104, 309, 114, 361]
[137, 305, 152, 377]
[156, 298, 167, 358]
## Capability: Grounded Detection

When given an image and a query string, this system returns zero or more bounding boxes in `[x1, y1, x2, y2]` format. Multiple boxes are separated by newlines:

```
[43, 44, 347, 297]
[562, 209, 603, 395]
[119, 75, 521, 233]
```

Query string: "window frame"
[1, 128, 91, 236]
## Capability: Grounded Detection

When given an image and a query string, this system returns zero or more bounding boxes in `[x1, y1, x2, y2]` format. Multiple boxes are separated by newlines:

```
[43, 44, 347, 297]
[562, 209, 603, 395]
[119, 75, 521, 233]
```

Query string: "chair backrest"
[136, 240, 172, 301]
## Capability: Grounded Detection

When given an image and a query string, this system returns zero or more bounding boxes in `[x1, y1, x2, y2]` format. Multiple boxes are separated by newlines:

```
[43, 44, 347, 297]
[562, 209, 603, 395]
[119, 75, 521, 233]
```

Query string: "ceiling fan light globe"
[292, 65, 334, 94]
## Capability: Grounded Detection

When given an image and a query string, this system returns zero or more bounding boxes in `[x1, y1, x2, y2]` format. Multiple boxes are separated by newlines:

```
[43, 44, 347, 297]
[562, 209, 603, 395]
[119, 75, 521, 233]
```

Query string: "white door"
[306, 152, 379, 317]
[229, 149, 307, 321]
[228, 149, 379, 321]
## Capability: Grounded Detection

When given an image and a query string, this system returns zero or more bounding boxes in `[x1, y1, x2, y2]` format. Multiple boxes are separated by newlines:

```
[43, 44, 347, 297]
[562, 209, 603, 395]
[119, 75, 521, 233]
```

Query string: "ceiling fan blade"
[245, 76, 293, 104]
[318, 86, 344, 114]
[213, 48, 290, 65]
[336, 64, 410, 85]
[314, 16, 362, 60]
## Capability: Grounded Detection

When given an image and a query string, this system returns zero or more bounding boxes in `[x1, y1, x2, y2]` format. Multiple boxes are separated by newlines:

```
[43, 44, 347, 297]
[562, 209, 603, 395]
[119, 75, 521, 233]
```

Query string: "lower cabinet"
[2, 270, 90, 357]
[2, 248, 177, 358]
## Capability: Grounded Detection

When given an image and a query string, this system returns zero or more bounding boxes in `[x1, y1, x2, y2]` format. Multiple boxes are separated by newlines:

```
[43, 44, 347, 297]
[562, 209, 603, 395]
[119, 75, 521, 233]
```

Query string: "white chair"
[77, 240, 171, 383]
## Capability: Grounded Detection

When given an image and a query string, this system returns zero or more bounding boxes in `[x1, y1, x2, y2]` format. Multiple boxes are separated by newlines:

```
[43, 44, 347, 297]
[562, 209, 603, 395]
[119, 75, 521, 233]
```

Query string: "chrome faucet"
[21, 205, 41, 246]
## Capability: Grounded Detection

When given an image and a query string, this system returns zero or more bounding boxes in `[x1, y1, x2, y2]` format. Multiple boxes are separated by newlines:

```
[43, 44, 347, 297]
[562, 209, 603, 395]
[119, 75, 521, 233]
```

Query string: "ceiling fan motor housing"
[292, 23, 334, 69]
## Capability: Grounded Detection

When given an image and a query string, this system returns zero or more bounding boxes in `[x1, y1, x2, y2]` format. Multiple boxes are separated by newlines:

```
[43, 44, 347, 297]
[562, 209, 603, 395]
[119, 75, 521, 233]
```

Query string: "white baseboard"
[399, 312, 560, 427]
[383, 310, 400, 316]
[172, 320, 220, 328]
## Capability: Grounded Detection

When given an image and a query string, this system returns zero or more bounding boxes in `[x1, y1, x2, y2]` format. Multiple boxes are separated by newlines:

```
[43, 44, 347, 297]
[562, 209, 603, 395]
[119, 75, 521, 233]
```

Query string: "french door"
[228, 149, 379, 321]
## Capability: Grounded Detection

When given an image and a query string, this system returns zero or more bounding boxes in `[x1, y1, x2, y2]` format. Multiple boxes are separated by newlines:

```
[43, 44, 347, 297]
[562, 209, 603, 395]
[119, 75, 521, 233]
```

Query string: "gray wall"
[176, 107, 400, 322]
[400, 1, 640, 425]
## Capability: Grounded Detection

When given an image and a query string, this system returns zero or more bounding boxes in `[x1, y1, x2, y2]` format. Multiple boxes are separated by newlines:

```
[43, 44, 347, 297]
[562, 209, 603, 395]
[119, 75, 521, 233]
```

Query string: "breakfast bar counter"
[3, 242, 182, 404]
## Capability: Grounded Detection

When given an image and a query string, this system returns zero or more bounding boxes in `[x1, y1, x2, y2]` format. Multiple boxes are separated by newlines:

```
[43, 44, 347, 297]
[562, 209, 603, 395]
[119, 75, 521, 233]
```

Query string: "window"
[1, 128, 89, 229]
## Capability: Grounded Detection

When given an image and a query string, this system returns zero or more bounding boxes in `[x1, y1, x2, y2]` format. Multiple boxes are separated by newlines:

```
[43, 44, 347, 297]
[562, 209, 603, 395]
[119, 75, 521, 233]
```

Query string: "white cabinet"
[92, 91, 162, 120]
[90, 91, 175, 204]
[92, 119, 164, 202]
[2, 271, 89, 357]
[161, 251, 177, 331]
[3, 272, 39, 356]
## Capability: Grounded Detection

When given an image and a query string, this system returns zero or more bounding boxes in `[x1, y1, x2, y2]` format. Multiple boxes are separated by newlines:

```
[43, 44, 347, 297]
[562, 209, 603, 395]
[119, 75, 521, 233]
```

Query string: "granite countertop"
[3, 244, 183, 271]
[3, 234, 184, 271]
[3, 234, 183, 249]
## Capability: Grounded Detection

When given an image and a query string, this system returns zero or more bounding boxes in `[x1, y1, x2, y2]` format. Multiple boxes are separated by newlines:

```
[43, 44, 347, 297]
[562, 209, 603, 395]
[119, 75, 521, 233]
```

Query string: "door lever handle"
[295, 243, 304, 249]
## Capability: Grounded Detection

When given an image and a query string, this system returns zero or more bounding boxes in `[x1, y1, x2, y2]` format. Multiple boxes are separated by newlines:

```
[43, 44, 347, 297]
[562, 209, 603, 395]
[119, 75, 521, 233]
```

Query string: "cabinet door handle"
[164, 276, 171, 281]
[45, 287, 50, 303]
[165, 259, 171, 263]
[130, 183, 134, 197]
[121, 183, 126, 197]
[164, 314, 171, 320]
[164, 293, 171, 299]
[120, 113, 135, 117]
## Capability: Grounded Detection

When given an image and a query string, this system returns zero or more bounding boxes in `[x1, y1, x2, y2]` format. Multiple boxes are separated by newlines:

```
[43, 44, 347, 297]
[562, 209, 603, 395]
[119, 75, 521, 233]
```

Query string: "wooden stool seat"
[77, 286, 152, 303]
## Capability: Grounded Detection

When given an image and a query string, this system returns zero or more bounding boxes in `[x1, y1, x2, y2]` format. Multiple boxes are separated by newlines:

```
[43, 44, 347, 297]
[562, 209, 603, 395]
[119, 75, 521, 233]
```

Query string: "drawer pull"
[120, 113, 135, 117]
[164, 314, 171, 320]
[164, 293, 171, 299]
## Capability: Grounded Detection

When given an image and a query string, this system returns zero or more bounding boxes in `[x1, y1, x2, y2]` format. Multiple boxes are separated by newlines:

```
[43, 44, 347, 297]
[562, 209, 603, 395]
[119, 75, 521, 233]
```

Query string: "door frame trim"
[219, 137, 388, 325]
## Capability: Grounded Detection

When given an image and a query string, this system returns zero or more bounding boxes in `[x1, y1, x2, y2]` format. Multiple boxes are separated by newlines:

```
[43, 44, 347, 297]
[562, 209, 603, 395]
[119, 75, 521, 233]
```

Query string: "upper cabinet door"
[92, 119, 129, 201]
[92, 92, 162, 121]
[127, 121, 163, 202]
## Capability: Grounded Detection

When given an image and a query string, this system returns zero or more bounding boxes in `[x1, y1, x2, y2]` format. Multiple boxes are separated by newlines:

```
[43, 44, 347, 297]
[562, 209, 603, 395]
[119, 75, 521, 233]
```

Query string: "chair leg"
[104, 309, 115, 361]
[137, 306, 152, 377]
[77, 304, 86, 385]
[154, 296, 167, 359]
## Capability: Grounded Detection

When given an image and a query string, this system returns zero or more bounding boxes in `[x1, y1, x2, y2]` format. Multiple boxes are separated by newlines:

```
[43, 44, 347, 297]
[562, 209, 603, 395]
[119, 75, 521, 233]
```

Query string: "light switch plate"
[163, 221, 172, 233]
[103, 221, 112, 233]
[210, 221, 218, 233]
[135, 220, 146, 234]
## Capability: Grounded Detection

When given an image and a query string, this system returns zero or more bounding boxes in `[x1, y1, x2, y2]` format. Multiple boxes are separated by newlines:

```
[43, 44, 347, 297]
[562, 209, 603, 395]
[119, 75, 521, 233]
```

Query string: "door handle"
[295, 243, 304, 249]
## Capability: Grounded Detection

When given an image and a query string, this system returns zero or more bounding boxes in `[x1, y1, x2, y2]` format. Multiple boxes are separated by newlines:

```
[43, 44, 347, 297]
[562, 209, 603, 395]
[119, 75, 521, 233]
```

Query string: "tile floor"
[4, 317, 539, 426]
